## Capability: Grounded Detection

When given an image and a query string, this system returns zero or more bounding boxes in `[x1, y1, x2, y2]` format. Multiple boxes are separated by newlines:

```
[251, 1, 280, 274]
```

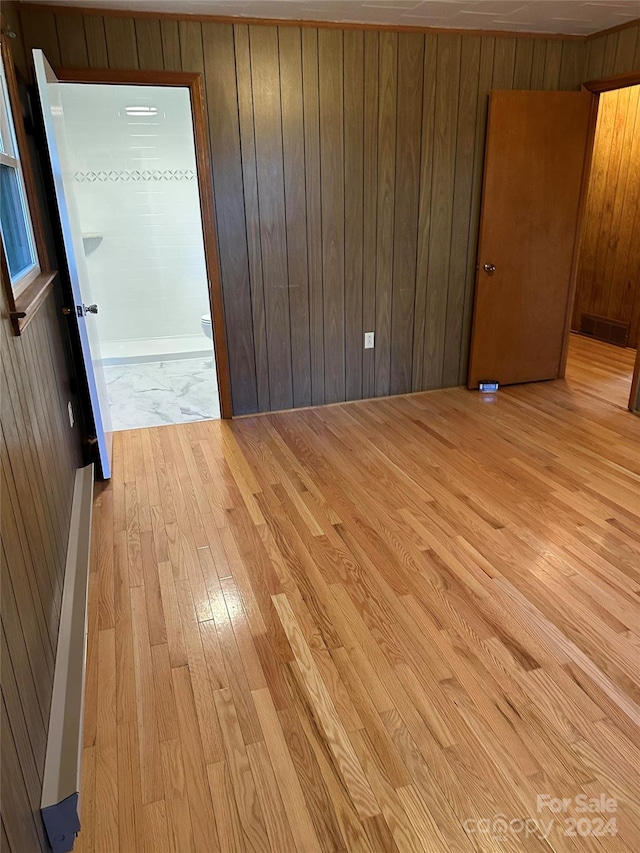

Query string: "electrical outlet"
[67, 401, 75, 428]
[364, 331, 375, 349]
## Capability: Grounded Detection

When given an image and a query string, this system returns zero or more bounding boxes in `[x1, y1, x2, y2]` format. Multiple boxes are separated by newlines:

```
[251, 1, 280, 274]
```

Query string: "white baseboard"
[41, 464, 94, 853]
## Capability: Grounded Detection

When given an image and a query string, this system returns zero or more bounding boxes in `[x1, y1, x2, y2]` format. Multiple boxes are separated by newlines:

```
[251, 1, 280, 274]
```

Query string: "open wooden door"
[468, 90, 595, 389]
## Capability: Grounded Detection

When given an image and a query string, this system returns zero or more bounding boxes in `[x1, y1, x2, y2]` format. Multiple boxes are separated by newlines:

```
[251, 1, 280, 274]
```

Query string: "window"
[0, 45, 39, 294]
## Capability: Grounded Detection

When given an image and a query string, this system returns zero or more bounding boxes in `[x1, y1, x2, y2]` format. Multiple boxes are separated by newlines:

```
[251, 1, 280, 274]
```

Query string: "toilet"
[201, 313, 213, 340]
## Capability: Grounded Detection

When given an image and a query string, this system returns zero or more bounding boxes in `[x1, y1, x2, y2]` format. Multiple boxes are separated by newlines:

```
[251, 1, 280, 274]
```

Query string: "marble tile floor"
[103, 356, 220, 431]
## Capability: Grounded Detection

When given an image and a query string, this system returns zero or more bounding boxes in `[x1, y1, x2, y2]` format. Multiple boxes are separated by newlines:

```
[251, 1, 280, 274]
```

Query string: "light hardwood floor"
[79, 335, 640, 852]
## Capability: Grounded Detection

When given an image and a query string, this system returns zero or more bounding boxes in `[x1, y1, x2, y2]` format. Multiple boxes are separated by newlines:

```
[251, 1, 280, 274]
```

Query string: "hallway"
[565, 332, 637, 409]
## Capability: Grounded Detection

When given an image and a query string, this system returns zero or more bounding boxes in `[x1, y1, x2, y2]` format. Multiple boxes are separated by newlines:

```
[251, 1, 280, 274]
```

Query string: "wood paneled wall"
[1, 9, 82, 850]
[1, 286, 82, 852]
[583, 22, 640, 80]
[18, 6, 588, 413]
[573, 85, 640, 347]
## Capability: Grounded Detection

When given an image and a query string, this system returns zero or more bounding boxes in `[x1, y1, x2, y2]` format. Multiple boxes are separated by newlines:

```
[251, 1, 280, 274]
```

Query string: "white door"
[33, 50, 112, 478]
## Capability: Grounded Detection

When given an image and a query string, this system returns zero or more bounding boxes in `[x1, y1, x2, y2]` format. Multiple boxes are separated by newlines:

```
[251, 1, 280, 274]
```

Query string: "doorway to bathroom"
[52, 71, 230, 431]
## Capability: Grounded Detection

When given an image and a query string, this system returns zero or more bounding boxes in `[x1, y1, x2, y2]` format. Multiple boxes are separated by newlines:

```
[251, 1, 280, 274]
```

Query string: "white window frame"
[0, 47, 40, 296]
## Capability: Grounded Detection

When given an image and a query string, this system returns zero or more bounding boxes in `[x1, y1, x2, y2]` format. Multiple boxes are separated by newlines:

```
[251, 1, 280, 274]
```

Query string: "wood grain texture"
[279, 26, 312, 410]
[423, 33, 461, 389]
[134, 17, 162, 70]
[1, 287, 82, 853]
[319, 27, 346, 405]
[301, 26, 324, 407]
[250, 24, 294, 412]
[234, 23, 270, 414]
[573, 85, 640, 347]
[344, 28, 365, 403]
[362, 29, 379, 401]
[374, 31, 398, 399]
[201, 22, 258, 415]
[584, 23, 640, 81]
[70, 334, 640, 852]
[468, 90, 594, 388]
[103, 14, 138, 69]
[390, 33, 423, 396]
[17, 4, 597, 414]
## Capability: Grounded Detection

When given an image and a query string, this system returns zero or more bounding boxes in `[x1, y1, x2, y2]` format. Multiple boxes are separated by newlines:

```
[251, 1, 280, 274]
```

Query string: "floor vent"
[579, 313, 630, 347]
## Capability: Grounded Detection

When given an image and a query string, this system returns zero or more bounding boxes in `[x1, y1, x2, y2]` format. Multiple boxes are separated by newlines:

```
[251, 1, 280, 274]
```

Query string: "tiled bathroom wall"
[60, 83, 212, 362]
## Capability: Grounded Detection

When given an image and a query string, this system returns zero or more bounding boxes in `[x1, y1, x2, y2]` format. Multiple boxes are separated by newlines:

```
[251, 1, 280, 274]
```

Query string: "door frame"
[54, 66, 233, 419]
[562, 68, 640, 414]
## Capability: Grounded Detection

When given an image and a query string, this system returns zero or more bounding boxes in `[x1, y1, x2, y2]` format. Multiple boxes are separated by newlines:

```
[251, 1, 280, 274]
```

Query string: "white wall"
[61, 83, 211, 357]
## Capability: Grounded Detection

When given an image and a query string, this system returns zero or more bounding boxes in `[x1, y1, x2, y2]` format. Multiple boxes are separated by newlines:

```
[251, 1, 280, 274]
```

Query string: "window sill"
[9, 270, 58, 335]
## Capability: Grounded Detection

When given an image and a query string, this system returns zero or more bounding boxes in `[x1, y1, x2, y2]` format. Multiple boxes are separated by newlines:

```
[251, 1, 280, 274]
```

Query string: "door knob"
[483, 263, 496, 275]
[83, 303, 99, 315]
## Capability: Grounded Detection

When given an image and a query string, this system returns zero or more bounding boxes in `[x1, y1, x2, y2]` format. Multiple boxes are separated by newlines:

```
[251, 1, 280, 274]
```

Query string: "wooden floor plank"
[79, 335, 639, 852]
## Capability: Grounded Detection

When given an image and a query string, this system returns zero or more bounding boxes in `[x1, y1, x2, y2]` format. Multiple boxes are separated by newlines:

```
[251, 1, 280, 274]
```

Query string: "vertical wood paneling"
[423, 33, 461, 389]
[21, 8, 61, 66]
[559, 40, 583, 90]
[362, 30, 379, 399]
[234, 24, 271, 413]
[614, 27, 638, 74]
[575, 89, 617, 323]
[390, 33, 423, 395]
[279, 27, 312, 408]
[458, 36, 495, 382]
[250, 24, 294, 411]
[2, 356, 62, 614]
[530, 39, 547, 87]
[202, 22, 258, 415]
[179, 19, 204, 74]
[21, 6, 597, 414]
[573, 85, 640, 347]
[412, 33, 437, 391]
[1, 619, 47, 771]
[601, 87, 639, 316]
[319, 28, 345, 404]
[443, 35, 480, 387]
[1, 288, 81, 853]
[543, 39, 563, 89]
[374, 31, 397, 397]
[84, 15, 108, 69]
[343, 29, 365, 401]
[602, 33, 619, 77]
[1, 696, 46, 853]
[586, 23, 640, 77]
[160, 19, 181, 71]
[492, 37, 516, 88]
[1, 454, 54, 692]
[585, 36, 606, 80]
[301, 27, 325, 406]
[1, 693, 43, 832]
[104, 15, 139, 69]
[3, 651, 43, 780]
[55, 14, 89, 68]
[135, 18, 163, 71]
[513, 38, 534, 89]
[589, 89, 629, 316]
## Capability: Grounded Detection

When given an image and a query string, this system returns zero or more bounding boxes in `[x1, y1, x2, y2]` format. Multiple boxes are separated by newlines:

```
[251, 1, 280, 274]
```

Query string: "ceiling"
[17, 0, 640, 35]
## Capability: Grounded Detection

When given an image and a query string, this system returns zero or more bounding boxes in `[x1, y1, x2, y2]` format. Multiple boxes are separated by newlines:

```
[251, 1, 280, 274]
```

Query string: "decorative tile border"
[73, 168, 197, 183]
